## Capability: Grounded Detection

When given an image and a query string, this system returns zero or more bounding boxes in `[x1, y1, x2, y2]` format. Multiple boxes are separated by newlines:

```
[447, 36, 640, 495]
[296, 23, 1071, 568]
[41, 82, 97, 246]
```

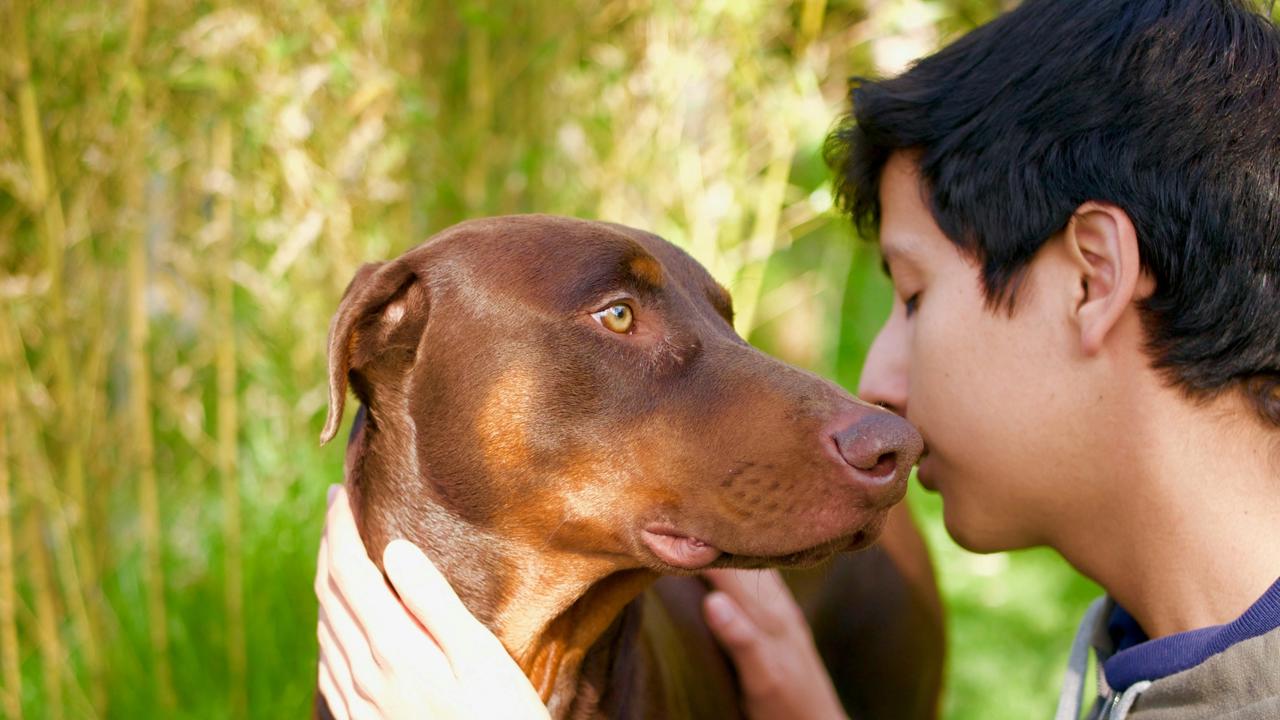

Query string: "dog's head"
[322, 215, 921, 574]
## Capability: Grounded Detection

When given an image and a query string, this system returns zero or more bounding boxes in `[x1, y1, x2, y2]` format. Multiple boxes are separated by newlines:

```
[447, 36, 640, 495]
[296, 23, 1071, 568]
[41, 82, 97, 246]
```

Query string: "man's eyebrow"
[879, 244, 900, 279]
[878, 241, 918, 280]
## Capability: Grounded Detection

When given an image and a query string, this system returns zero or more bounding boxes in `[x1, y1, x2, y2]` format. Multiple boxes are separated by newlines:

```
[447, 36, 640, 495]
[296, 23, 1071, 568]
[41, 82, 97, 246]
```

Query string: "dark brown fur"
[316, 215, 944, 718]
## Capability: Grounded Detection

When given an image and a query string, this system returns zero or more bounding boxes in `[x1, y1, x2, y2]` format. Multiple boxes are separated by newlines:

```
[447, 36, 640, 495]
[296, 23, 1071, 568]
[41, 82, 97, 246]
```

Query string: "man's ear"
[320, 258, 429, 445]
[1062, 202, 1145, 356]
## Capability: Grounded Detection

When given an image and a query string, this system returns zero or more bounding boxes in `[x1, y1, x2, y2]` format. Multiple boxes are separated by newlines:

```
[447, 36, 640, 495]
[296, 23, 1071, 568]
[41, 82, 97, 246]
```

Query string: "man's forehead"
[877, 161, 954, 278]
[878, 153, 937, 246]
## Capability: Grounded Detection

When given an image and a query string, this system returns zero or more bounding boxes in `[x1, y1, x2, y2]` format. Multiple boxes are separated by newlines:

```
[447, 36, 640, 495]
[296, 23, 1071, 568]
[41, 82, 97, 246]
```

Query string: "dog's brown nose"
[833, 411, 923, 490]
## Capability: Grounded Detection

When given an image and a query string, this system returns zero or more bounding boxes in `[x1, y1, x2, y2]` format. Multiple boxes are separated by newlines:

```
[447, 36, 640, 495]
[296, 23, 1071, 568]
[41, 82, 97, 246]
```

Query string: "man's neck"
[1058, 390, 1280, 639]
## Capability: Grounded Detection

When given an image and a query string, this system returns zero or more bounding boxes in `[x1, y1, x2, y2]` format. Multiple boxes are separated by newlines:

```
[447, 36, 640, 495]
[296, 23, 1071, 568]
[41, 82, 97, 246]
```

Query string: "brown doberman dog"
[317, 215, 944, 719]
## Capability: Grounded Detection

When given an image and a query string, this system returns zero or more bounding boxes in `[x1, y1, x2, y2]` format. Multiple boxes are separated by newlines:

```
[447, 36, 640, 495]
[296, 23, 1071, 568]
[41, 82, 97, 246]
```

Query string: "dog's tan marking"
[629, 255, 664, 287]
[474, 369, 652, 676]
[475, 365, 536, 473]
[491, 549, 621, 654]
[709, 281, 734, 321]
[520, 569, 656, 705]
[346, 327, 361, 361]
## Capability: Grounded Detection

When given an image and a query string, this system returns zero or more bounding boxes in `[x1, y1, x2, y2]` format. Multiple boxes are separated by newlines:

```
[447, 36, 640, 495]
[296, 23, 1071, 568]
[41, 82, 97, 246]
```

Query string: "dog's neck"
[358, 487, 656, 716]
[346, 409, 657, 717]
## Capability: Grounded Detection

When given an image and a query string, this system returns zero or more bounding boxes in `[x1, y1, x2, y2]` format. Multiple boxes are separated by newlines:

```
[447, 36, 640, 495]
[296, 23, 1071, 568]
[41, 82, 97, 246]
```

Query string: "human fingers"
[382, 539, 549, 718]
[319, 487, 473, 719]
[701, 582, 848, 720]
[316, 492, 352, 720]
[377, 568, 458, 688]
[702, 568, 805, 635]
[317, 604, 377, 720]
[323, 486, 427, 669]
[703, 589, 777, 681]
[317, 651, 349, 720]
[316, 527, 388, 709]
[382, 539, 513, 674]
[317, 616, 367, 720]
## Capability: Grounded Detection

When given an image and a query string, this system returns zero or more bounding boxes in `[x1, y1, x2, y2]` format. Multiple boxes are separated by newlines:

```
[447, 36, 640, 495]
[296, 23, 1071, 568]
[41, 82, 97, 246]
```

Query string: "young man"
[314, 0, 1280, 717]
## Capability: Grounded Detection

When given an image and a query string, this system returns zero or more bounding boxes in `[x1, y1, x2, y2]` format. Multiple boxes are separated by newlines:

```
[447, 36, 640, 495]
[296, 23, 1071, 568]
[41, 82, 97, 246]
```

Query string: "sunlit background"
[14, 0, 1241, 716]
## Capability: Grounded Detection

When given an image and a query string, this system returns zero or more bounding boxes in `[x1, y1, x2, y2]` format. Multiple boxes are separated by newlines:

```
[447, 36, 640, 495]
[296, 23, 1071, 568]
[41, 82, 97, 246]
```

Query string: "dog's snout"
[833, 412, 924, 490]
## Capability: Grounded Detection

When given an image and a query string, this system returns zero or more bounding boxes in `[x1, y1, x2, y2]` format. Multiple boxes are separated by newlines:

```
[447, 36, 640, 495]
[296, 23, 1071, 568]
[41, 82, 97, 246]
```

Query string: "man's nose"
[857, 323, 909, 416]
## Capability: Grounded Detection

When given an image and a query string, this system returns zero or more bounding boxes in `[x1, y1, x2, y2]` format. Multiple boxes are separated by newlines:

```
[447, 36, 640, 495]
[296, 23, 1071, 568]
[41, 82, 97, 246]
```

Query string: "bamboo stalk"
[4, 311, 102, 717]
[463, 17, 493, 213]
[119, 0, 173, 708]
[0, 311, 23, 720]
[798, 0, 829, 54]
[732, 0, 826, 337]
[21, 512, 63, 720]
[126, 140, 175, 714]
[78, 289, 114, 628]
[732, 130, 796, 337]
[212, 118, 247, 719]
[10, 0, 104, 709]
[6, 322, 101, 718]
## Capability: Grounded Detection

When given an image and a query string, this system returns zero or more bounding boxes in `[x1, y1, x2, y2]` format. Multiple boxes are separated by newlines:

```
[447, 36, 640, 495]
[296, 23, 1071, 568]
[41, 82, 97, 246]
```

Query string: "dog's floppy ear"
[320, 258, 428, 445]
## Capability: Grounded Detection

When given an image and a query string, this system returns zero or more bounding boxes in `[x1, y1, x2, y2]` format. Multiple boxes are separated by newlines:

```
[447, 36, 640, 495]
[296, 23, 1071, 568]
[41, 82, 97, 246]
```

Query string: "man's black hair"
[825, 0, 1280, 426]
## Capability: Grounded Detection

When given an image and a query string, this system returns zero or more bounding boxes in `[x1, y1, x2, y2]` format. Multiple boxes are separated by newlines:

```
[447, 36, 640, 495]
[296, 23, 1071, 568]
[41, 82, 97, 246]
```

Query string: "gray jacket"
[1054, 583, 1280, 720]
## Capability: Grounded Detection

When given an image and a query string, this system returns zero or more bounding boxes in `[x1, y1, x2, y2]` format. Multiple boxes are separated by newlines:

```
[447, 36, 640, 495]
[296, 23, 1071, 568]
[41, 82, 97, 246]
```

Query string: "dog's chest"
[567, 578, 746, 720]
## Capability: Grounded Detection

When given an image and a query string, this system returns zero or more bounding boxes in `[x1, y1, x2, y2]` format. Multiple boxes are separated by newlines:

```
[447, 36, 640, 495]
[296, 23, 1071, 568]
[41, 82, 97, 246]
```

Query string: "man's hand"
[315, 485, 550, 720]
[702, 568, 850, 720]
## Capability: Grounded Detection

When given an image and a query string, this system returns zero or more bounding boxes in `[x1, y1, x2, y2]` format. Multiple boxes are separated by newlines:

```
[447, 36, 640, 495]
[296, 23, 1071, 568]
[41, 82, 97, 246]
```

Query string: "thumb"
[382, 539, 509, 670]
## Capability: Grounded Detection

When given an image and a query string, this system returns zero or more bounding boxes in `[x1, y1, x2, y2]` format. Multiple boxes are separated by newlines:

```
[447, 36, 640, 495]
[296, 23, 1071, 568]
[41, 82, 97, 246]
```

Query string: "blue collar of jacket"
[1102, 576, 1280, 691]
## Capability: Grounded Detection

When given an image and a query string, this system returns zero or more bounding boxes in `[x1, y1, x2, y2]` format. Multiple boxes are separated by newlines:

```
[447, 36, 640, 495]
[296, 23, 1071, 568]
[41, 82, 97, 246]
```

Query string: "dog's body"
[317, 215, 944, 718]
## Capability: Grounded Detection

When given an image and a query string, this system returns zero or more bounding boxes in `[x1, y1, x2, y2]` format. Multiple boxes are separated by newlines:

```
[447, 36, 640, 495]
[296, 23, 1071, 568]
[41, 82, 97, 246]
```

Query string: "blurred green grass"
[1, 0, 1113, 717]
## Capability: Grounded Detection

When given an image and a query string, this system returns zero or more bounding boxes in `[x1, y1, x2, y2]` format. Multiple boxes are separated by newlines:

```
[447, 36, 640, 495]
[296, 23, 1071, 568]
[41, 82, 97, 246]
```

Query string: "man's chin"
[941, 502, 1028, 554]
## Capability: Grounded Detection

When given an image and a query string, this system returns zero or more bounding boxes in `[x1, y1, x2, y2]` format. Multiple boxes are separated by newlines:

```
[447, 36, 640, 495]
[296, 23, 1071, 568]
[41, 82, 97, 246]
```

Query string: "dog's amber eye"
[594, 303, 634, 333]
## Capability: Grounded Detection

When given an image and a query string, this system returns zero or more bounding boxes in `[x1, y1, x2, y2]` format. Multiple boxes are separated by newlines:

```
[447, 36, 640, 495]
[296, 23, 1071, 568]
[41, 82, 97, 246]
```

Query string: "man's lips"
[640, 527, 723, 569]
[917, 451, 936, 491]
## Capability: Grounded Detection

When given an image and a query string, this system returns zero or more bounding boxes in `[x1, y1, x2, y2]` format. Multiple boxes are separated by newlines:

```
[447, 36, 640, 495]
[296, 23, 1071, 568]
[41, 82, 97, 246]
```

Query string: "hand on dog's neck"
[360, 488, 655, 716]
[346, 407, 657, 717]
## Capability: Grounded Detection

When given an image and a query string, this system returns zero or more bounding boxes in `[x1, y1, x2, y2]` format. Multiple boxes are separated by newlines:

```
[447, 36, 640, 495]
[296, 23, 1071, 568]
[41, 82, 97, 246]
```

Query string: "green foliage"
[0, 0, 1100, 717]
